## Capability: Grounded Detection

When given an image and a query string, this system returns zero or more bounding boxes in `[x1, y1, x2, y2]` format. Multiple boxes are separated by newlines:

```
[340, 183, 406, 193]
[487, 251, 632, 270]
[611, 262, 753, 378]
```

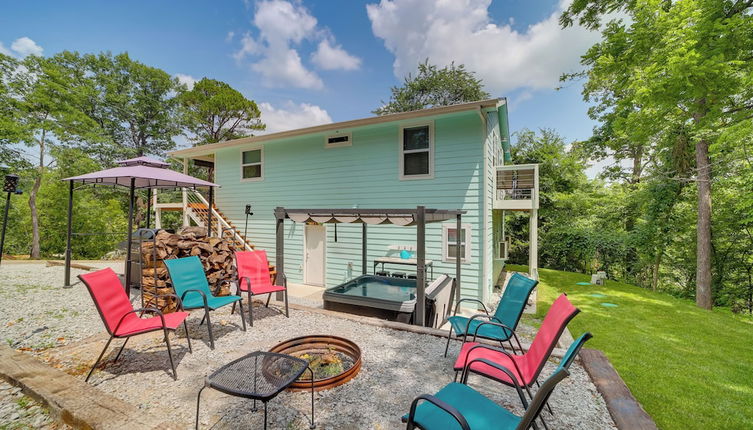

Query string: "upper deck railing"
[494, 164, 539, 210]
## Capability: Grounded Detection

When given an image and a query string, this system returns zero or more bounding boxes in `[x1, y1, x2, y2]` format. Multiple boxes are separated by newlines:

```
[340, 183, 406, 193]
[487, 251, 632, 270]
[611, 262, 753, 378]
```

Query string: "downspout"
[497, 99, 512, 163]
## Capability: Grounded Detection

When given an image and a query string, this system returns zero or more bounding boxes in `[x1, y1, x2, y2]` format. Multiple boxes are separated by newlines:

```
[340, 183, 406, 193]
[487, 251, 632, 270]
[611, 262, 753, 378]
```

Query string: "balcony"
[494, 164, 539, 210]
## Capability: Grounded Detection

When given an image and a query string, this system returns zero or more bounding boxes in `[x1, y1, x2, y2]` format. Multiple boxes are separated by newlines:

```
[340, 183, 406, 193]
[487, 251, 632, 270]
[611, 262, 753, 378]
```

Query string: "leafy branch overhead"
[374, 60, 490, 115]
[179, 78, 265, 145]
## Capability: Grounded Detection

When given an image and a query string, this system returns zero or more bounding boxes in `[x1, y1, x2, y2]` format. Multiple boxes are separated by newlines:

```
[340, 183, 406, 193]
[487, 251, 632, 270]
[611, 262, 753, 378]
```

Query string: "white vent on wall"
[325, 133, 352, 148]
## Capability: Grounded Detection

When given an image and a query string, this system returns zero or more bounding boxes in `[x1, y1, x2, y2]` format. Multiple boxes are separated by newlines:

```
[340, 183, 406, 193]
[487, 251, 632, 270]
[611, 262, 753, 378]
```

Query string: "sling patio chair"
[234, 250, 289, 327]
[444, 272, 538, 357]
[163, 256, 246, 350]
[452, 294, 580, 429]
[79, 267, 191, 382]
[403, 368, 570, 430]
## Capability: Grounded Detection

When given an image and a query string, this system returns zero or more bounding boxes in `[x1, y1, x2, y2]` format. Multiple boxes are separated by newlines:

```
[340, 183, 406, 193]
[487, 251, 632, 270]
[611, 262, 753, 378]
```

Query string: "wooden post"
[275, 207, 285, 300]
[456, 212, 462, 302]
[362, 223, 367, 275]
[64, 181, 74, 287]
[124, 178, 135, 296]
[145, 187, 151, 229]
[416, 206, 426, 326]
[207, 186, 214, 237]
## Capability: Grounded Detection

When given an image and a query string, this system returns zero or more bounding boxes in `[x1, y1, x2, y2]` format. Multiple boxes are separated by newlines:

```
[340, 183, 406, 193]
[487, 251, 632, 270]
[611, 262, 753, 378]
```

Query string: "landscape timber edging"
[579, 348, 659, 430]
[0, 345, 186, 430]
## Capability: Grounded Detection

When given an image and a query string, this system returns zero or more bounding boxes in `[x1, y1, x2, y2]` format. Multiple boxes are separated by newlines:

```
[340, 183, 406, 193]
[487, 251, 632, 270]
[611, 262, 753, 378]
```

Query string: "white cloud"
[0, 42, 11, 56]
[311, 40, 361, 71]
[366, 0, 600, 95]
[175, 73, 197, 89]
[10, 37, 43, 57]
[232, 0, 358, 89]
[258, 101, 332, 134]
[225, 31, 235, 42]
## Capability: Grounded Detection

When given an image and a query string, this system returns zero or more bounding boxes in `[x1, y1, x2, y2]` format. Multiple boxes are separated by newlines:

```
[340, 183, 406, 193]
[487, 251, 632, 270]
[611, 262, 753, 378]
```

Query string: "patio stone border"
[0, 345, 186, 429]
[579, 348, 658, 430]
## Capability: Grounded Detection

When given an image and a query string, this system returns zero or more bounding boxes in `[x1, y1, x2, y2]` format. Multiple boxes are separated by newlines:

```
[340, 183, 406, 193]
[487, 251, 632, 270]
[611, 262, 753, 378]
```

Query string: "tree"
[4, 53, 96, 258]
[374, 61, 490, 115]
[84, 52, 181, 163]
[179, 78, 264, 145]
[562, 0, 753, 309]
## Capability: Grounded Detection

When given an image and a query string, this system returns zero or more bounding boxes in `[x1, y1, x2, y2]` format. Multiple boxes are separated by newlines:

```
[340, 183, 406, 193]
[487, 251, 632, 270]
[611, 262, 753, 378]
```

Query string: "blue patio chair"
[404, 368, 570, 430]
[444, 273, 537, 357]
[164, 256, 246, 349]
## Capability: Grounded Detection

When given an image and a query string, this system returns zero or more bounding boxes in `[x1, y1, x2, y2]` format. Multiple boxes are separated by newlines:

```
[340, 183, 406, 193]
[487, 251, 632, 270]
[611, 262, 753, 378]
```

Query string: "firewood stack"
[141, 226, 237, 313]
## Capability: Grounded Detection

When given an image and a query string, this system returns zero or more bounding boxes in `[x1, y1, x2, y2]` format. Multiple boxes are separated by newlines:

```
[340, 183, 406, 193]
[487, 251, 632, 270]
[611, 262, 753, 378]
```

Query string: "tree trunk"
[28, 130, 45, 259]
[652, 251, 662, 291]
[695, 136, 713, 309]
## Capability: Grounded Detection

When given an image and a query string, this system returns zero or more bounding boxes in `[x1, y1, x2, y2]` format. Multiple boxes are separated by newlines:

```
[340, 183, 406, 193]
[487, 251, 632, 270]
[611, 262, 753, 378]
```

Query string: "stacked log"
[141, 227, 237, 313]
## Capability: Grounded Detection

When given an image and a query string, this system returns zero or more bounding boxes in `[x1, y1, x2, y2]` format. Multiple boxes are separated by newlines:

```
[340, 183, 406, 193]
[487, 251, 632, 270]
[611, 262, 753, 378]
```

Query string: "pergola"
[274, 206, 466, 326]
[62, 156, 218, 293]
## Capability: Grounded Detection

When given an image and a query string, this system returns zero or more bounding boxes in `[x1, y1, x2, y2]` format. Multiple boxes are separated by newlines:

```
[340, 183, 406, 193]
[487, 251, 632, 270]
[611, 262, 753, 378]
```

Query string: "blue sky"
[0, 0, 598, 147]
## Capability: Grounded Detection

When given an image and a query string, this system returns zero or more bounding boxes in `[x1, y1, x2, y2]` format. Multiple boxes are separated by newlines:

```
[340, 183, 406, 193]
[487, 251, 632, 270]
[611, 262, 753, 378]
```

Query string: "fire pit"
[267, 335, 361, 391]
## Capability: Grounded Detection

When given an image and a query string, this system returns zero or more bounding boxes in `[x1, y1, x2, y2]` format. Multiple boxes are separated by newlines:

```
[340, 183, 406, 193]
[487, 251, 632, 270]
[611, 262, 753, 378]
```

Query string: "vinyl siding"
[212, 110, 488, 299]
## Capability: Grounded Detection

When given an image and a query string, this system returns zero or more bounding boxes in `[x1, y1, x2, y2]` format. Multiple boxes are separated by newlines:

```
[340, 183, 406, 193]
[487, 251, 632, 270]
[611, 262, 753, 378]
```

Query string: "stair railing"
[185, 189, 254, 251]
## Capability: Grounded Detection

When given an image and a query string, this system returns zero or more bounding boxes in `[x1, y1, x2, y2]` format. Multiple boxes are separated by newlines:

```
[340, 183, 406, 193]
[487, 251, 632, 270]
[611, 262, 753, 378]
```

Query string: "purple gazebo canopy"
[63, 156, 218, 189]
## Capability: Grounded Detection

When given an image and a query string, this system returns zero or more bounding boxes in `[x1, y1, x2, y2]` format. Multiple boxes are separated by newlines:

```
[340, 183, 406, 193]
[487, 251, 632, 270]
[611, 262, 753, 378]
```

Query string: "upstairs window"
[241, 148, 263, 181]
[442, 224, 472, 263]
[399, 123, 434, 179]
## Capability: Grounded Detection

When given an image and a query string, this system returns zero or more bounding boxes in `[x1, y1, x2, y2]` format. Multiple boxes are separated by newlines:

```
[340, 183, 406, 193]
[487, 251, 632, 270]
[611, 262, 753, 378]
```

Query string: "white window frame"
[442, 223, 472, 263]
[399, 122, 434, 180]
[240, 146, 264, 182]
[324, 132, 352, 148]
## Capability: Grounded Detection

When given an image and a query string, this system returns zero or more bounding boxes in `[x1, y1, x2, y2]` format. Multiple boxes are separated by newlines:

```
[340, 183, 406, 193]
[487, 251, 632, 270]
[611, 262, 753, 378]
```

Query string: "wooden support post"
[207, 186, 214, 237]
[145, 187, 151, 229]
[529, 208, 538, 280]
[362, 223, 367, 275]
[415, 205, 426, 326]
[64, 181, 74, 287]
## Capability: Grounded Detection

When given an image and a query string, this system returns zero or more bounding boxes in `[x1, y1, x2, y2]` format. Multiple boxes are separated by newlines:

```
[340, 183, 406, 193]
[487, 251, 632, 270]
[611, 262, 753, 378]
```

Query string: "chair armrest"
[114, 308, 165, 334]
[406, 394, 470, 430]
[471, 319, 518, 344]
[274, 272, 287, 287]
[180, 289, 209, 308]
[453, 298, 489, 316]
[463, 313, 502, 334]
[462, 343, 527, 386]
[144, 293, 185, 311]
[461, 358, 528, 408]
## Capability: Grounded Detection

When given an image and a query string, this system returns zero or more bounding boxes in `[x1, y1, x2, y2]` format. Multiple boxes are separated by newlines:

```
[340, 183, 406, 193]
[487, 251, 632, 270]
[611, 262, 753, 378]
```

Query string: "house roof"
[169, 98, 504, 159]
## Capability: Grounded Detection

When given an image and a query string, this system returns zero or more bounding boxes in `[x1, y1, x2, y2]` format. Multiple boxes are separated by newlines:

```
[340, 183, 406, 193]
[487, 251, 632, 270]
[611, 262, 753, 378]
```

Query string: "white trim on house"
[398, 121, 435, 180]
[442, 223, 472, 263]
[239, 146, 264, 182]
[324, 132, 352, 148]
[170, 98, 504, 158]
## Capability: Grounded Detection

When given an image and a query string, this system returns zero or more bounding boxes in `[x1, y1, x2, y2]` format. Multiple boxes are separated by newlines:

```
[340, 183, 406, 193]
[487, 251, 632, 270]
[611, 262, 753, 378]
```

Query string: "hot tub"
[323, 274, 453, 327]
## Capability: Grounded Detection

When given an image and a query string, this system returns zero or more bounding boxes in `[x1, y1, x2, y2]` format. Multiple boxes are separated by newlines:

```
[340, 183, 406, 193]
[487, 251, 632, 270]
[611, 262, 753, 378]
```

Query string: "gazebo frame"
[62, 157, 218, 294]
[274, 206, 466, 326]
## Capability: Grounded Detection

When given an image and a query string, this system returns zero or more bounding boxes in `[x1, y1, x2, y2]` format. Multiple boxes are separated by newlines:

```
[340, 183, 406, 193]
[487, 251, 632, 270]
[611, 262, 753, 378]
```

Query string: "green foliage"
[518, 265, 753, 430]
[179, 78, 265, 144]
[374, 60, 490, 115]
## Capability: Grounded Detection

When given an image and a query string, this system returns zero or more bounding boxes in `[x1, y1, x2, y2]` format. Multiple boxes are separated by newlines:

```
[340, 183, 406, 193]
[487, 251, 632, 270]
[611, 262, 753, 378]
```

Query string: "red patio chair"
[453, 294, 579, 420]
[234, 250, 289, 326]
[79, 268, 191, 382]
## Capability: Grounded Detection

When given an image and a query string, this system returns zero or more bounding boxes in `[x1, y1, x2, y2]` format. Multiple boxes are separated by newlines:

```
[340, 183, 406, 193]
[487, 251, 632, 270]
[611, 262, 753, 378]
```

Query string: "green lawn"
[508, 265, 753, 430]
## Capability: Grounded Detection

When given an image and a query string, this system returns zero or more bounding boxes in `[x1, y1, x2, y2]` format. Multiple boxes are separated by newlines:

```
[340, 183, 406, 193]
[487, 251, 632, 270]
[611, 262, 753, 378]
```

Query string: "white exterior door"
[304, 224, 326, 286]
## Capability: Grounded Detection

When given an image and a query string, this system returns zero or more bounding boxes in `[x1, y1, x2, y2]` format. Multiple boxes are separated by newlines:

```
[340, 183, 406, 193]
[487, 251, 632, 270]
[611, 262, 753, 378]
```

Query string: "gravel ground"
[0, 381, 69, 429]
[1, 263, 616, 430]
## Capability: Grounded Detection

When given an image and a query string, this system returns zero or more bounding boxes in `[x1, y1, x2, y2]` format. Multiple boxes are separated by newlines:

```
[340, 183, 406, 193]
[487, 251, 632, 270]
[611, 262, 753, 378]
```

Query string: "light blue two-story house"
[165, 98, 539, 305]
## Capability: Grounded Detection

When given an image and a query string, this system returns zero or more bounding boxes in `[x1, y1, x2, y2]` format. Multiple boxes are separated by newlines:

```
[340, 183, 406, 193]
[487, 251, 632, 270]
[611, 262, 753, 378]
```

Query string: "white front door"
[304, 224, 326, 286]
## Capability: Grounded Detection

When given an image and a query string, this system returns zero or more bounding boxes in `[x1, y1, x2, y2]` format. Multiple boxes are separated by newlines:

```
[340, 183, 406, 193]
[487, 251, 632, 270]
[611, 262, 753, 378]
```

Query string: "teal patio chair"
[444, 273, 537, 357]
[164, 256, 246, 349]
[404, 368, 570, 430]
